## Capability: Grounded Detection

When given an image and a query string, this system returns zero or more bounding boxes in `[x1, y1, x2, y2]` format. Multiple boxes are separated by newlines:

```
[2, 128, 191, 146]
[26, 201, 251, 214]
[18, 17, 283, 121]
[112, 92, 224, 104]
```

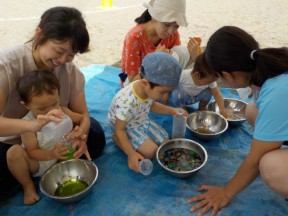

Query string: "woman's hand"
[187, 37, 201, 62]
[187, 185, 231, 216]
[69, 125, 87, 140]
[66, 127, 90, 160]
[71, 137, 91, 161]
[127, 151, 144, 173]
[33, 109, 64, 132]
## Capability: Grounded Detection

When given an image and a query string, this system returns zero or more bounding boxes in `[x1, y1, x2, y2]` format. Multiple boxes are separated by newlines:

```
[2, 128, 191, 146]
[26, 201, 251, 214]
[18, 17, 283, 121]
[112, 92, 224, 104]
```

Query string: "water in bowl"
[55, 179, 88, 197]
[195, 127, 215, 134]
[226, 109, 244, 120]
[159, 148, 203, 171]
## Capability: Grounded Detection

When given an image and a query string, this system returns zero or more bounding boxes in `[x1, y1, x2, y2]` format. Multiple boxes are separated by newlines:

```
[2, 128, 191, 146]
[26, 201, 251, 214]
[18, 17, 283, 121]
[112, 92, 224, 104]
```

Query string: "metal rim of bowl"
[208, 98, 247, 122]
[39, 159, 98, 200]
[186, 111, 229, 136]
[156, 138, 208, 174]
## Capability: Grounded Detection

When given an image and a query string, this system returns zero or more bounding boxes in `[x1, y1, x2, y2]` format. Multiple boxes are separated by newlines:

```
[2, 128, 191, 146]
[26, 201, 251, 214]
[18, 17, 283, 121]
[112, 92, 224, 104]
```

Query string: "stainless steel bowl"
[186, 111, 228, 141]
[208, 98, 247, 126]
[40, 159, 98, 203]
[156, 139, 208, 178]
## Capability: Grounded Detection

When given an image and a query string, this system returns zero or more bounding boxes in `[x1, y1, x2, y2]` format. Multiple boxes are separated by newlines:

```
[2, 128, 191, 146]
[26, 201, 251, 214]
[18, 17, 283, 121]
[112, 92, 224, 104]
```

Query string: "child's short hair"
[193, 54, 218, 79]
[17, 70, 60, 103]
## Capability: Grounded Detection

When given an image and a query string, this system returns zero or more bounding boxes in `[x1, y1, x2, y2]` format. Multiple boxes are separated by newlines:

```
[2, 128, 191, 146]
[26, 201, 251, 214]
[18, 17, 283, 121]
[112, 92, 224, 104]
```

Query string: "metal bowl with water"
[186, 111, 228, 141]
[208, 98, 247, 126]
[156, 138, 208, 178]
[40, 159, 98, 203]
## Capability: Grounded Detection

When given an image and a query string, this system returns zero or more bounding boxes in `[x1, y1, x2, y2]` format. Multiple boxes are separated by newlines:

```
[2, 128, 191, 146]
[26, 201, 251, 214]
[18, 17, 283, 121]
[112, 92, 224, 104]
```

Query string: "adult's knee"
[259, 153, 275, 182]
[171, 45, 191, 69]
[259, 151, 287, 196]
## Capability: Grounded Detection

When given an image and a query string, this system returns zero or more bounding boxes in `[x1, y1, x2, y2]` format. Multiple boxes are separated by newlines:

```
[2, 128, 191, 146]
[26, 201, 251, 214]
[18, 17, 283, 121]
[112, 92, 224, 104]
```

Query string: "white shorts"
[126, 120, 169, 150]
[33, 159, 57, 177]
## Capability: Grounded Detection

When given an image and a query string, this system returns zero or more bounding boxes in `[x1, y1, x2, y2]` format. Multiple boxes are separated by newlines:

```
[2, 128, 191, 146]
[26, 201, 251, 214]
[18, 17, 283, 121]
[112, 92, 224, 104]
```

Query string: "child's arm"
[114, 117, 144, 172]
[22, 132, 67, 161]
[150, 101, 189, 116]
[210, 87, 227, 118]
[150, 102, 175, 115]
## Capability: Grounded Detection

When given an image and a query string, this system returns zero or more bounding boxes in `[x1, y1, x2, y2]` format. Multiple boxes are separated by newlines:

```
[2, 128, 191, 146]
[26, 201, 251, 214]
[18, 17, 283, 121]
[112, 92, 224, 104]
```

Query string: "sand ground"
[0, 0, 287, 68]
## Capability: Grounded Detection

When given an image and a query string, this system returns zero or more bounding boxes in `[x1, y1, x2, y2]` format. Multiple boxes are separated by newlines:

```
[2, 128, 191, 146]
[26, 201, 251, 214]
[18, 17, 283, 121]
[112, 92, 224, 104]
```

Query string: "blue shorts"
[171, 87, 212, 107]
[126, 120, 168, 150]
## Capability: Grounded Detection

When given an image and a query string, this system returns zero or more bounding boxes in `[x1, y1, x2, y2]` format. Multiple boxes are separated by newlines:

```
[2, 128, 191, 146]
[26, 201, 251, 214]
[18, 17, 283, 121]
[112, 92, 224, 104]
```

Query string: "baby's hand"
[155, 44, 170, 54]
[220, 109, 228, 118]
[127, 151, 144, 173]
[52, 143, 68, 160]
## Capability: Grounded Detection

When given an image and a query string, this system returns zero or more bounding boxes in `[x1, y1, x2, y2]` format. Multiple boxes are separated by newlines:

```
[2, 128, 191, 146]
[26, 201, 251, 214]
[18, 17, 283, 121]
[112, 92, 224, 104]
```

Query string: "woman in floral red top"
[119, 0, 187, 86]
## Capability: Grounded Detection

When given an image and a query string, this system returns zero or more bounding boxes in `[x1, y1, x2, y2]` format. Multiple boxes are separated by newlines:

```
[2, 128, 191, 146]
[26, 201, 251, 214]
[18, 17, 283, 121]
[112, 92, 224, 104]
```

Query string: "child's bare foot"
[198, 101, 209, 111]
[198, 106, 208, 111]
[23, 183, 40, 205]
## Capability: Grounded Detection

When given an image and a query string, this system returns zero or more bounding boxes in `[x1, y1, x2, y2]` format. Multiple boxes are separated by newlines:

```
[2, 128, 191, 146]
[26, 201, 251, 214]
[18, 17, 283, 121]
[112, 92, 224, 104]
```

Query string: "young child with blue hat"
[108, 52, 186, 173]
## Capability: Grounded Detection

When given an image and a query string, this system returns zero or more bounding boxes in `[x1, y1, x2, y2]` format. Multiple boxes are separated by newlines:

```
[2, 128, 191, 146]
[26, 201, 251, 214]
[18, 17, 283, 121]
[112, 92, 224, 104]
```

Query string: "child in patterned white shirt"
[108, 52, 186, 173]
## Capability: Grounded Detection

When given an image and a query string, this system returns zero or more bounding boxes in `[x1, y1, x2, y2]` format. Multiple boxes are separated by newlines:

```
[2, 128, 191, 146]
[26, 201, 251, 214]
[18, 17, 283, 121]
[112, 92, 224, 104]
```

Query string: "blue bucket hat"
[140, 52, 182, 87]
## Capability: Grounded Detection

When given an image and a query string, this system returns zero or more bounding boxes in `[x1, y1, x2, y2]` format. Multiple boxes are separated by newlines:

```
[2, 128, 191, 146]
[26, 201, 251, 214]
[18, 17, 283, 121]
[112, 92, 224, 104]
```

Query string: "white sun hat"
[144, 0, 188, 27]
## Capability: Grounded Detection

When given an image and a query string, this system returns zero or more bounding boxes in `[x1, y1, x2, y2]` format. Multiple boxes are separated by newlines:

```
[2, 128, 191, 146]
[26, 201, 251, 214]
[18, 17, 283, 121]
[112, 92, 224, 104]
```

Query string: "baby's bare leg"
[7, 145, 40, 205]
[136, 138, 158, 159]
[113, 134, 159, 159]
[259, 148, 288, 197]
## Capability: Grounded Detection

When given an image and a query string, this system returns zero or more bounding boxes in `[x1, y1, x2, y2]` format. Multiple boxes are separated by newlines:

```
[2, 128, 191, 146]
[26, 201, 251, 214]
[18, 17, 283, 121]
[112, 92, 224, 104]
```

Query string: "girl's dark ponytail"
[252, 48, 288, 86]
[204, 26, 288, 87]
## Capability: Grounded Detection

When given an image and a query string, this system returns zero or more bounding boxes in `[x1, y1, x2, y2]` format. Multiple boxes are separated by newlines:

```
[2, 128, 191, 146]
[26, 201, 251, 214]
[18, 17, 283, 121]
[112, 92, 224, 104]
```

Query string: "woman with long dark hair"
[188, 26, 288, 215]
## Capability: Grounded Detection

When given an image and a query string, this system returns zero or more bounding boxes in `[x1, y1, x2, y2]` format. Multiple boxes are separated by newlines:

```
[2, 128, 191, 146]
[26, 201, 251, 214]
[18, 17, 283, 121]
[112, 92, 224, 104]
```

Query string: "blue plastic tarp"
[1, 64, 287, 216]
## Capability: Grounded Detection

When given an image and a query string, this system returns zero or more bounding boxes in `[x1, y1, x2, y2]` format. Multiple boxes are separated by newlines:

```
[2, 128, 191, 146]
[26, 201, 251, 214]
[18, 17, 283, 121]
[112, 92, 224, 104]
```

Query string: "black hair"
[139, 66, 159, 89]
[135, 9, 152, 24]
[29, 6, 89, 54]
[193, 54, 218, 79]
[204, 26, 288, 86]
[17, 70, 60, 104]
